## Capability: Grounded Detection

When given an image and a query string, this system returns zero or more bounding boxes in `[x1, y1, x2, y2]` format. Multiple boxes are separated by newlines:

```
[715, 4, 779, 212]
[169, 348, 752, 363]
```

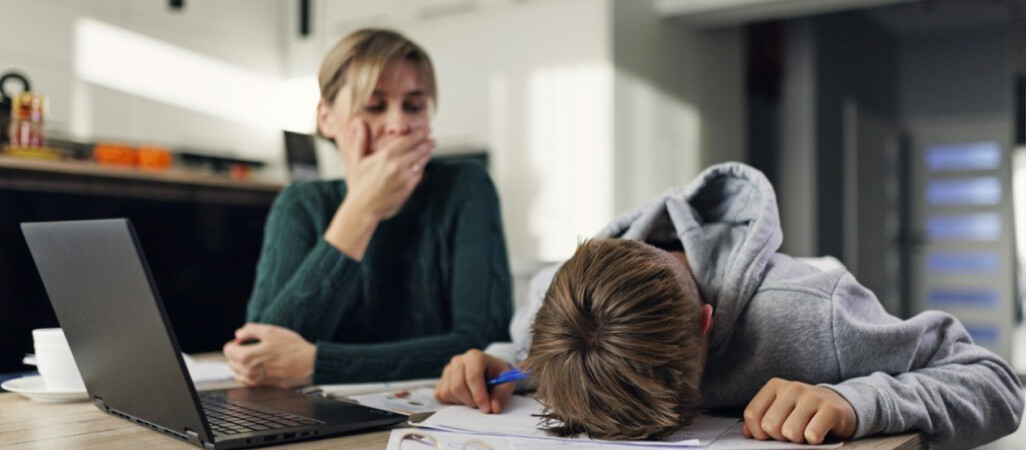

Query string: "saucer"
[1, 375, 88, 403]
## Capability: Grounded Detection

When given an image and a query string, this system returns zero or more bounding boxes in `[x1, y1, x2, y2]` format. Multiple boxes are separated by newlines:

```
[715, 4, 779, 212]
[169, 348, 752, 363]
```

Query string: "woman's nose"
[383, 109, 413, 136]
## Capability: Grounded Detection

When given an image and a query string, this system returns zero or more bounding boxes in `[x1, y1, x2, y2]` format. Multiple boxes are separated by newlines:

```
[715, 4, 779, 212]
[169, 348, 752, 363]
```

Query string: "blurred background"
[1, 0, 1024, 401]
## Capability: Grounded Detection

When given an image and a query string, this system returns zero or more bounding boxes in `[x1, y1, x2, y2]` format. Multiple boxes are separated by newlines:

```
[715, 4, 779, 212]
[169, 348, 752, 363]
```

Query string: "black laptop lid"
[22, 219, 212, 443]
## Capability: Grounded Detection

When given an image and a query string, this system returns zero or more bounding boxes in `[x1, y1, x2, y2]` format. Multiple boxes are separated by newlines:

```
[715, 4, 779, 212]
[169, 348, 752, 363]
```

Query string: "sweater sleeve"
[246, 182, 364, 341]
[820, 273, 1024, 449]
[313, 165, 513, 382]
[503, 263, 561, 365]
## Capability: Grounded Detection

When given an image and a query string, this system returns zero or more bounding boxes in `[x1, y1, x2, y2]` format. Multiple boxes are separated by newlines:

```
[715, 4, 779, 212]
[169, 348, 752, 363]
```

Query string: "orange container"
[93, 143, 135, 166]
[137, 145, 173, 170]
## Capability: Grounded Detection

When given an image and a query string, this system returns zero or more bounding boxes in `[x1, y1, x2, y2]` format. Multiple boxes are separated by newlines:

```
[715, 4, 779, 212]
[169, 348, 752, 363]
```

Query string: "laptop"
[21, 218, 406, 449]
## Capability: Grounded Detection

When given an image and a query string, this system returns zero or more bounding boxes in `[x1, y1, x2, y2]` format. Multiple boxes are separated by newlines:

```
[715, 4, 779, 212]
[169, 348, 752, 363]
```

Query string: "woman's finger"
[399, 138, 435, 162]
[235, 322, 274, 338]
[226, 357, 245, 374]
[226, 356, 259, 376]
[338, 119, 370, 162]
[233, 326, 263, 345]
[224, 341, 270, 367]
[226, 358, 264, 386]
[353, 119, 371, 157]
[381, 130, 429, 158]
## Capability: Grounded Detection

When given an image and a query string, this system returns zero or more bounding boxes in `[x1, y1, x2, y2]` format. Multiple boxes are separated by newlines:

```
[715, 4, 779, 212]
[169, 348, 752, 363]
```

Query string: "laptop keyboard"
[200, 394, 322, 436]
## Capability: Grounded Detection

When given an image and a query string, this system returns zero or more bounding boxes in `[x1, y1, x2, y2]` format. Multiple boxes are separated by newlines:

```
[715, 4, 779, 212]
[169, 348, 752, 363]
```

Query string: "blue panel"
[928, 289, 999, 308]
[927, 251, 1000, 274]
[963, 325, 1000, 345]
[926, 213, 1002, 241]
[926, 141, 1001, 171]
[926, 177, 1001, 206]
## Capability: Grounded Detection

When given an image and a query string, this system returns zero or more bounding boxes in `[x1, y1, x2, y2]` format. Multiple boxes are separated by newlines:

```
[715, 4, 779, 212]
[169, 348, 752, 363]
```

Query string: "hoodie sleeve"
[821, 272, 1024, 449]
[500, 263, 561, 366]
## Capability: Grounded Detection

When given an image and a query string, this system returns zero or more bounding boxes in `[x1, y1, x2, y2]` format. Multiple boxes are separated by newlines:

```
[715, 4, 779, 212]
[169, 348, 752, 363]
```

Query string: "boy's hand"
[742, 378, 856, 444]
[434, 349, 515, 414]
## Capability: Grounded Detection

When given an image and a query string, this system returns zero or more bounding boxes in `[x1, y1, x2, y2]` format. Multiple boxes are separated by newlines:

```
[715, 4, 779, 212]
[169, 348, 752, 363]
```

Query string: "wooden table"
[0, 390, 927, 449]
[0, 385, 394, 449]
[0, 352, 926, 449]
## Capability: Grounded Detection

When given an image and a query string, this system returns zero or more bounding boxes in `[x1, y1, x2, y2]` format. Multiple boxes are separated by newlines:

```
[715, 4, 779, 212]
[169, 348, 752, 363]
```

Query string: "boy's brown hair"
[522, 238, 705, 440]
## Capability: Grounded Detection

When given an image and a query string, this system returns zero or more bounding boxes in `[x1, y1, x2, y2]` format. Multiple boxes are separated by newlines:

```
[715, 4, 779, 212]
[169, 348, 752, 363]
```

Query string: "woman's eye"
[364, 103, 385, 113]
[404, 102, 425, 113]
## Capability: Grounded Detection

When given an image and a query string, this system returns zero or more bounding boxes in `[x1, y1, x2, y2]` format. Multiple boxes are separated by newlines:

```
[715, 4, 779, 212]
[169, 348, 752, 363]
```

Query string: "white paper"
[413, 395, 738, 447]
[350, 387, 444, 415]
[182, 353, 234, 383]
[316, 378, 439, 398]
[387, 428, 684, 449]
[388, 428, 510, 449]
[389, 425, 844, 450]
[707, 422, 843, 449]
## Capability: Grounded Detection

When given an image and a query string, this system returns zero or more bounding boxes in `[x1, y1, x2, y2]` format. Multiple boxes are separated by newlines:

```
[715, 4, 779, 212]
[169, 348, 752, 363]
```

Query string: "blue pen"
[486, 368, 529, 387]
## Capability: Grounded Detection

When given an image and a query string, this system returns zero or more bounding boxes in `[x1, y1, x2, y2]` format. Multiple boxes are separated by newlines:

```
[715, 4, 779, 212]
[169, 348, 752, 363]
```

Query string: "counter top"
[0, 155, 284, 191]
[0, 155, 283, 206]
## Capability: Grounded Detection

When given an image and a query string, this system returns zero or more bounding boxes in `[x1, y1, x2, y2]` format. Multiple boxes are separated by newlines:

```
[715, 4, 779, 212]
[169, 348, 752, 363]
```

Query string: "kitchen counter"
[0, 155, 282, 206]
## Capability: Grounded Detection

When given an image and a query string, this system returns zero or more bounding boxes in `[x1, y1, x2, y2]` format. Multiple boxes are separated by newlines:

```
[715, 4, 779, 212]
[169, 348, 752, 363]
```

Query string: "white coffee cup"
[32, 328, 86, 392]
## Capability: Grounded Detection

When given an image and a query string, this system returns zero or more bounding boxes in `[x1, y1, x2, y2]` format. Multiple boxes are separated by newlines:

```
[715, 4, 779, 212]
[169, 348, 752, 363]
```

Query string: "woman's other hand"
[222, 323, 316, 388]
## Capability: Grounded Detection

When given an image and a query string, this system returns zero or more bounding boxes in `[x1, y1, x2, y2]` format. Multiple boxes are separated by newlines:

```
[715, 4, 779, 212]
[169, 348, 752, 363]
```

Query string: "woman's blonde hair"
[317, 28, 437, 135]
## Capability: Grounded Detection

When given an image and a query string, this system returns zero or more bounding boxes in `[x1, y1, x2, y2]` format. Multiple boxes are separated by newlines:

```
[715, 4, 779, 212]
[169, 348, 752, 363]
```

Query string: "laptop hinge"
[92, 396, 105, 412]
[103, 405, 200, 447]
[185, 428, 213, 449]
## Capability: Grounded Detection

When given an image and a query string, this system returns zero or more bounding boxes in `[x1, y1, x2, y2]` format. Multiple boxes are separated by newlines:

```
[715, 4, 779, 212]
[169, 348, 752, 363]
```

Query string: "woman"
[223, 29, 512, 388]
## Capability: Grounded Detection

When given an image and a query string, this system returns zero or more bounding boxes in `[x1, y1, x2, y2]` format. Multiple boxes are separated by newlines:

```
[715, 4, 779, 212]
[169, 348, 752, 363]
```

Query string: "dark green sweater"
[246, 161, 512, 383]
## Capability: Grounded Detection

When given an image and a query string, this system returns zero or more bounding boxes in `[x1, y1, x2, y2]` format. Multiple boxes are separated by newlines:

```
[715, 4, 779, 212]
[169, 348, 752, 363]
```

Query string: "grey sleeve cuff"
[819, 381, 890, 440]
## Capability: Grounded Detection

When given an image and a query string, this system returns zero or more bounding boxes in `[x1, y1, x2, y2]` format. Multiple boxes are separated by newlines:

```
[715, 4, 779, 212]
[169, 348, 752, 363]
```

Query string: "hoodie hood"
[596, 162, 783, 351]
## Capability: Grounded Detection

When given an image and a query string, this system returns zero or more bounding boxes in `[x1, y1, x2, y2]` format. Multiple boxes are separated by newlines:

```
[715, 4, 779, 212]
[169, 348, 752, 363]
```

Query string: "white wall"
[2, 0, 745, 264]
[778, 19, 818, 257]
[612, 0, 744, 214]
[0, 0, 288, 178]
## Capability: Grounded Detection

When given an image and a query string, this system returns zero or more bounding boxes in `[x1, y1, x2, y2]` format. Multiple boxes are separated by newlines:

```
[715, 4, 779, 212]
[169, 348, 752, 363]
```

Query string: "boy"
[435, 162, 1024, 448]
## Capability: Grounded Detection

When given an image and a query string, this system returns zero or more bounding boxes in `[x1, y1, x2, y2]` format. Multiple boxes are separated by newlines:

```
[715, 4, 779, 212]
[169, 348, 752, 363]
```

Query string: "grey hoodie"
[505, 162, 1023, 448]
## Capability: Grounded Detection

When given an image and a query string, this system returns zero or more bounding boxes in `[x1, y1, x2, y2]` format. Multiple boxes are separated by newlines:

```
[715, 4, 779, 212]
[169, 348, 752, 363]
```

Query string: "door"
[907, 117, 1017, 360]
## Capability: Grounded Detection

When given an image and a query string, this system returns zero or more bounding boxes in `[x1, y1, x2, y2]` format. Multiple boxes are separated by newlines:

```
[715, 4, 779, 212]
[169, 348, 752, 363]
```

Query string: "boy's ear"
[699, 304, 714, 337]
[317, 99, 337, 138]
